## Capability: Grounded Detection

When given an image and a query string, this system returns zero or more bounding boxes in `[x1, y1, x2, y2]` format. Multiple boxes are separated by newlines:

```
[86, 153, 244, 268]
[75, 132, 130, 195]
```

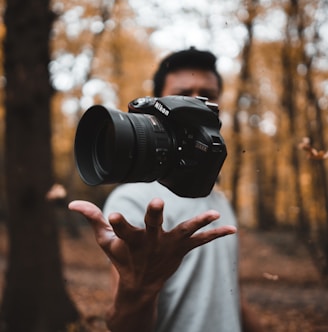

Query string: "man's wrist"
[114, 280, 160, 309]
[106, 284, 160, 332]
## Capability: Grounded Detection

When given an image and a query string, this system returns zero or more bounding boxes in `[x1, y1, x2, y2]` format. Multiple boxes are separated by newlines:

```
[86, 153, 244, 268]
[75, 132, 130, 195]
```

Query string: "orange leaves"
[298, 137, 328, 160]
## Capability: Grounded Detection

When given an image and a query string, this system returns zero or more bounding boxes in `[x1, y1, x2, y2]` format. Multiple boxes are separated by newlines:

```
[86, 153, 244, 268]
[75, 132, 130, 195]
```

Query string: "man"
[69, 48, 260, 332]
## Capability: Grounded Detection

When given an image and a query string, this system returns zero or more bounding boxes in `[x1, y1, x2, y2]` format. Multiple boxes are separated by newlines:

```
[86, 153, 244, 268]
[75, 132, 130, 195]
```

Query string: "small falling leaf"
[298, 137, 328, 160]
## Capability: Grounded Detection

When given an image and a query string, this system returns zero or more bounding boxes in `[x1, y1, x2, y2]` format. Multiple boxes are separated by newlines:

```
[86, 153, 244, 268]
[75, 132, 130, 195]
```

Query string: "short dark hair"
[152, 47, 223, 97]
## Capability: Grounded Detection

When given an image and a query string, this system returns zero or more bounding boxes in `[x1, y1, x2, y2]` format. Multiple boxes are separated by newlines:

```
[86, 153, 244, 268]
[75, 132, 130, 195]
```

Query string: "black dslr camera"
[74, 95, 227, 198]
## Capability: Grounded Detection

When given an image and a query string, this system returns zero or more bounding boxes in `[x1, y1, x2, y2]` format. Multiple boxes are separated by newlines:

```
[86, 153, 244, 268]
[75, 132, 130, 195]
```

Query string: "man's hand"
[69, 198, 236, 292]
[68, 198, 237, 332]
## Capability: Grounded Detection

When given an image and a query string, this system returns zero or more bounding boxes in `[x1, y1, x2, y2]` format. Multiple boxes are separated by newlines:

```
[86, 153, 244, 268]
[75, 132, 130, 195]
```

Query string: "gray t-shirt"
[103, 181, 241, 332]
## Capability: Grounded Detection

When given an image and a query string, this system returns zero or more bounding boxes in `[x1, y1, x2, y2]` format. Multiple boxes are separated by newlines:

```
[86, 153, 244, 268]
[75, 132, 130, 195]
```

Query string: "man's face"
[161, 69, 220, 103]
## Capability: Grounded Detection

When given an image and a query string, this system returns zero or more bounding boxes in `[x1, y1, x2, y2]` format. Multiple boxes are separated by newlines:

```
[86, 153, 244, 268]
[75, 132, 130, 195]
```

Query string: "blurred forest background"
[0, 0, 328, 331]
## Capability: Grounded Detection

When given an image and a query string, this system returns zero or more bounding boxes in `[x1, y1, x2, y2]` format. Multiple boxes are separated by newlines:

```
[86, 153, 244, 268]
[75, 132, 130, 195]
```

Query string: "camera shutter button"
[132, 98, 146, 106]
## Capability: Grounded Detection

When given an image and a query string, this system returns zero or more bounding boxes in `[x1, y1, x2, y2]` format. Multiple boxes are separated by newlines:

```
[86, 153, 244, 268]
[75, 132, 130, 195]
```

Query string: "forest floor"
[0, 224, 328, 331]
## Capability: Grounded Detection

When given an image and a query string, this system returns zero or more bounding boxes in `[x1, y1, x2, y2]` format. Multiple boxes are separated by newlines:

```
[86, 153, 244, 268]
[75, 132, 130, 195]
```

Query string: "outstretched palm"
[69, 198, 236, 293]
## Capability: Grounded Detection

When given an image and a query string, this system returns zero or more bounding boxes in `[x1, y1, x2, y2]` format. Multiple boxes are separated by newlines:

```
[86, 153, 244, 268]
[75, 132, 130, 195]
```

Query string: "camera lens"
[93, 123, 113, 176]
[74, 105, 174, 186]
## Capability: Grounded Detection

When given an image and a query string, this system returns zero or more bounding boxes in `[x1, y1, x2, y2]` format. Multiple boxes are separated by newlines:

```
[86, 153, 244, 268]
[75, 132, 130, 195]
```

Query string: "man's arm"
[241, 299, 263, 332]
[69, 198, 237, 332]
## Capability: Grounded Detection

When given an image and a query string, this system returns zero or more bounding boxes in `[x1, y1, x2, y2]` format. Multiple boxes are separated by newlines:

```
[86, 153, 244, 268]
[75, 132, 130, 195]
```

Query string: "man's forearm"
[106, 285, 159, 332]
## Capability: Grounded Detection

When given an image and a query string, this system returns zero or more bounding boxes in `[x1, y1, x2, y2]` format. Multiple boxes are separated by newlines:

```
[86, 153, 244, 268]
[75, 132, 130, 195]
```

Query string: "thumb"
[68, 200, 113, 246]
[68, 200, 106, 224]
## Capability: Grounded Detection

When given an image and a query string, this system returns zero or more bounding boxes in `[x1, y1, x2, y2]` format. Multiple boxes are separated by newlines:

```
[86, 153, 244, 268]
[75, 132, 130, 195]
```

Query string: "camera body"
[74, 95, 227, 198]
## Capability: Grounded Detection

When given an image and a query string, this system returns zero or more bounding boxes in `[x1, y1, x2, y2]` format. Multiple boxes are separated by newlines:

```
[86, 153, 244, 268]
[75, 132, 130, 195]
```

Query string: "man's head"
[153, 48, 223, 102]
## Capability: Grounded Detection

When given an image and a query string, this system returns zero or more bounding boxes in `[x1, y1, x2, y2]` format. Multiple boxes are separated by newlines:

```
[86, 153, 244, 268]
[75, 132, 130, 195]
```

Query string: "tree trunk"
[255, 137, 278, 230]
[303, 42, 328, 277]
[0, 1, 79, 331]
[230, 19, 253, 212]
[279, 0, 308, 232]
